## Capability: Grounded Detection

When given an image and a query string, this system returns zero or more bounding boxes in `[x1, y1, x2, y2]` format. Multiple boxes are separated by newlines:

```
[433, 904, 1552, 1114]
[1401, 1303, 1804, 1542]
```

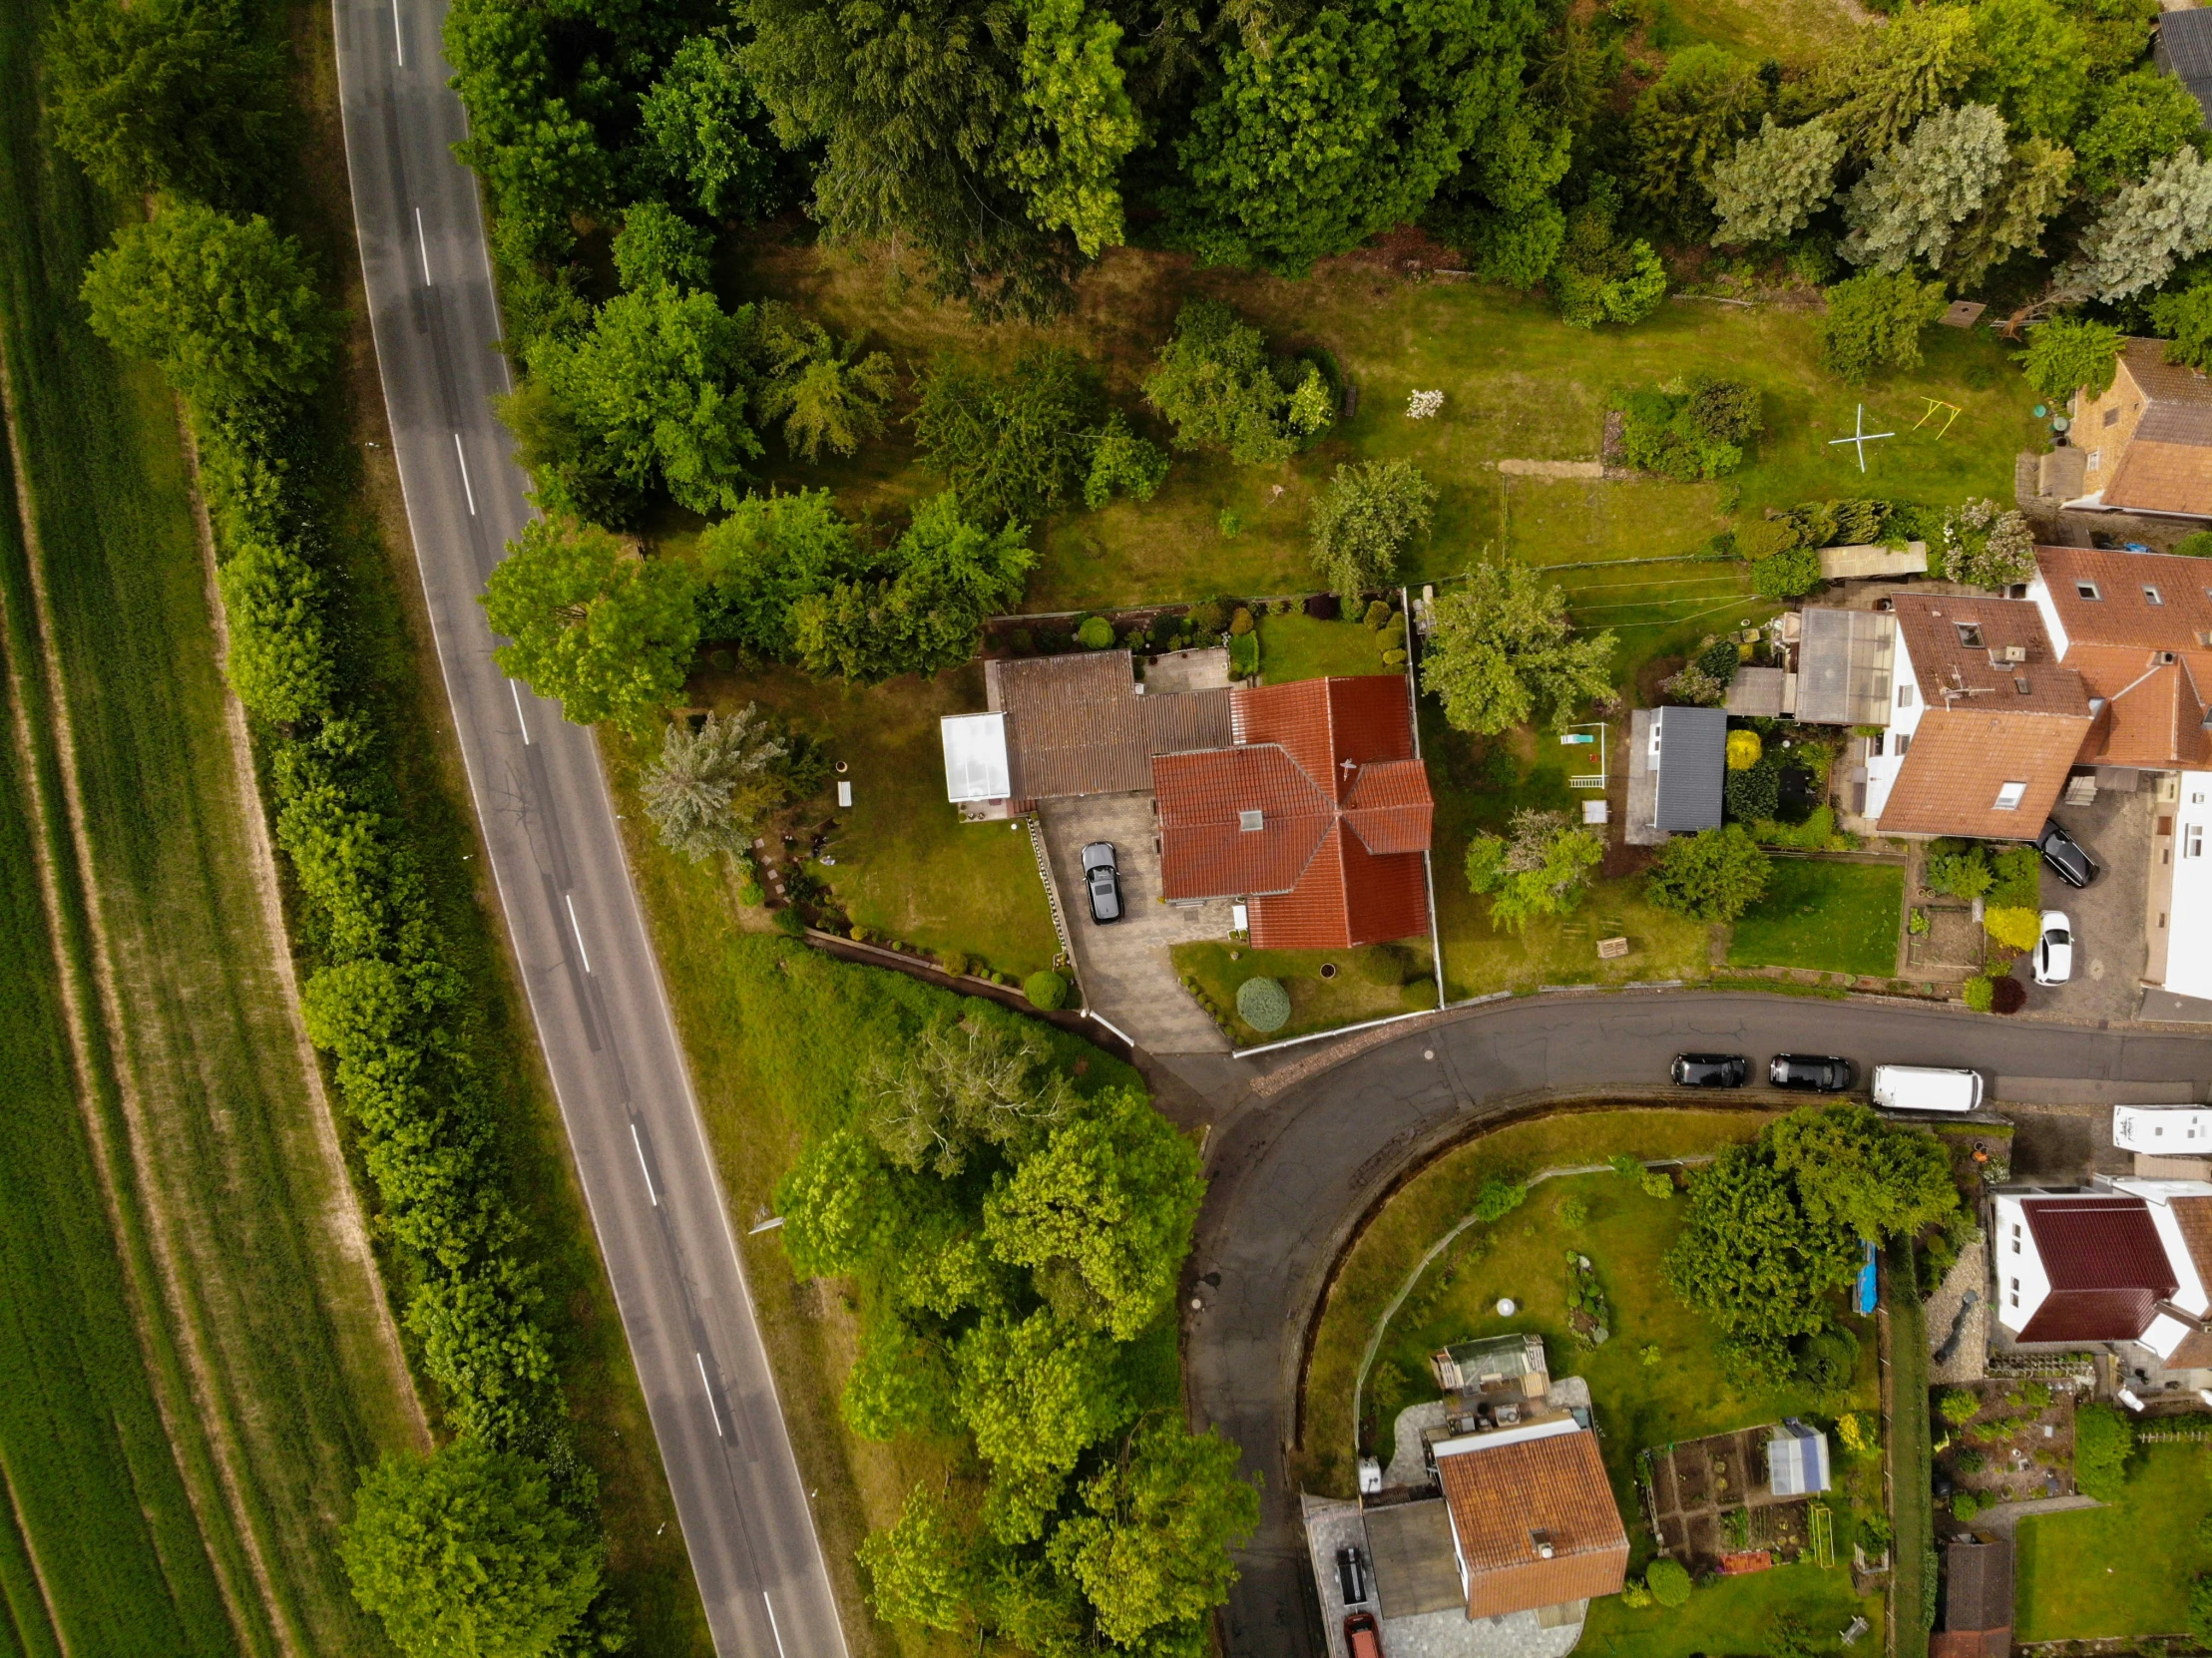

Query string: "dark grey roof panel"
[1653, 706, 1726, 832]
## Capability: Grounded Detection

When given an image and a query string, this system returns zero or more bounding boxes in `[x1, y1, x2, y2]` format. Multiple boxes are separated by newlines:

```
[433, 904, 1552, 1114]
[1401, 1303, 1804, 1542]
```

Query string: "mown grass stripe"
[0, 1472, 57, 1658]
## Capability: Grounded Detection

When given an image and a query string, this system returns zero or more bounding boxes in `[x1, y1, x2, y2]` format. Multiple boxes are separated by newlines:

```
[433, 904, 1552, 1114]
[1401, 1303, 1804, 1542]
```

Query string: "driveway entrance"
[1037, 794, 1231, 1054]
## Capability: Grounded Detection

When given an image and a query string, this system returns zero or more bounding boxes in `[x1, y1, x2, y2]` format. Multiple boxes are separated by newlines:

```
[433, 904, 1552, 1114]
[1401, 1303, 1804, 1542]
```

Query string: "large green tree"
[694, 488, 875, 657]
[479, 519, 700, 731]
[1142, 300, 1332, 464]
[1842, 104, 2011, 274]
[859, 1486, 975, 1632]
[1307, 460, 1437, 604]
[639, 705, 788, 862]
[757, 303, 897, 463]
[1944, 137, 2074, 288]
[2072, 69, 2204, 197]
[1643, 824, 1770, 922]
[983, 1088, 1205, 1341]
[1709, 116, 1844, 248]
[1816, 270, 1948, 383]
[2056, 147, 2212, 302]
[640, 31, 783, 223]
[1420, 562, 1615, 734]
[443, 0, 612, 262]
[912, 349, 1106, 521]
[340, 1440, 603, 1658]
[1052, 1421, 1259, 1650]
[2021, 313, 2122, 402]
[1967, 0, 2089, 142]
[45, 0, 281, 207]
[81, 204, 333, 419]
[1767, 1102, 1959, 1242]
[1172, 0, 1546, 274]
[954, 1309, 1130, 1542]
[1630, 45, 1768, 237]
[1662, 1138, 1862, 1352]
[1464, 809, 1603, 933]
[525, 285, 764, 519]
[1813, 4, 1981, 160]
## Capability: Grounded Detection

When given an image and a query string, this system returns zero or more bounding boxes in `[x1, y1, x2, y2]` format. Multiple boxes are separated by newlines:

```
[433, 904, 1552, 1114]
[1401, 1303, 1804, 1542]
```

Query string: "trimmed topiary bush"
[1962, 976, 1994, 1013]
[1726, 729, 1763, 770]
[1235, 975, 1292, 1033]
[1991, 975, 2026, 1015]
[1229, 606, 1256, 635]
[1403, 978, 1440, 1011]
[1076, 615, 1115, 648]
[938, 950, 971, 978]
[1985, 905, 2040, 951]
[1361, 945, 1410, 985]
[1646, 1557, 1692, 1607]
[1024, 970, 1070, 1011]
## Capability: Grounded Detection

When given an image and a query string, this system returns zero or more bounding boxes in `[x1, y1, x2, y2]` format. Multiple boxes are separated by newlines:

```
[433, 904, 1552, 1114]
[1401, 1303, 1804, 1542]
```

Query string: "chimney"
[1530, 1529, 1554, 1560]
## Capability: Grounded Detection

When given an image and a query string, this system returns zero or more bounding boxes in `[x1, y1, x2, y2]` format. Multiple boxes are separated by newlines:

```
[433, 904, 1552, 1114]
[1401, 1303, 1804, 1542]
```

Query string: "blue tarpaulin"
[1855, 1238, 1878, 1316]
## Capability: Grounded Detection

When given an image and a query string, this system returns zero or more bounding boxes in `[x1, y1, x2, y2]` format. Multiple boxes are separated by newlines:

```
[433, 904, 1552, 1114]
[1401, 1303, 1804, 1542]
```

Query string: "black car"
[1672, 1052, 1749, 1087]
[2035, 820, 2098, 889]
[1770, 1053, 1854, 1091]
[1081, 841, 1122, 924]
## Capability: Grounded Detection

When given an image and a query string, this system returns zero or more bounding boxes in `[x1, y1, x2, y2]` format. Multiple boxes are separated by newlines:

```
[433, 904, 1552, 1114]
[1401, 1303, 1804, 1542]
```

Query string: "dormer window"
[2076, 581, 2102, 601]
[1238, 809, 1264, 832]
[1956, 622, 1984, 647]
[1994, 781, 2027, 811]
[2145, 586, 2164, 605]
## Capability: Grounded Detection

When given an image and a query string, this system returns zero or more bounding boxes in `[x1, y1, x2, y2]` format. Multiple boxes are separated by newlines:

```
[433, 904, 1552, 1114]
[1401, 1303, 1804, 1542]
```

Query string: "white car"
[2033, 911, 2073, 987]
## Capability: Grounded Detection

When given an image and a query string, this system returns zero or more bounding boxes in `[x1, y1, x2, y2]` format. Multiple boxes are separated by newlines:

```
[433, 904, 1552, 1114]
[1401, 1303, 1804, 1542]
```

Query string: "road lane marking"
[451, 431, 477, 515]
[391, 0, 402, 64]
[414, 207, 431, 284]
[696, 1352, 723, 1438]
[631, 1121, 658, 1206]
[509, 678, 532, 743]
[764, 1592, 787, 1658]
[565, 892, 592, 974]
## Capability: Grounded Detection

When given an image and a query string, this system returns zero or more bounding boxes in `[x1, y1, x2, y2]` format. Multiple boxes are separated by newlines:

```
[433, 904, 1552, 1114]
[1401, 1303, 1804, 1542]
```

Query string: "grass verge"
[2014, 1442, 2212, 1641]
[1583, 1557, 1883, 1658]
[1727, 860, 1905, 979]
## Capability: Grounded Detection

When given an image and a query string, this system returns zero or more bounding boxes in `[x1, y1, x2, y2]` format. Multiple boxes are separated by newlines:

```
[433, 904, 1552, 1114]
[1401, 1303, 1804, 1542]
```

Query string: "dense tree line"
[49, 0, 627, 1649]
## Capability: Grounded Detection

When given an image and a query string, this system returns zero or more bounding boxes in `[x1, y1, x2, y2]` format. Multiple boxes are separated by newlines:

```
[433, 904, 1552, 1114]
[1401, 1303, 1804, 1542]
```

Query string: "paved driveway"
[2017, 784, 2152, 1024]
[1038, 794, 1231, 1054]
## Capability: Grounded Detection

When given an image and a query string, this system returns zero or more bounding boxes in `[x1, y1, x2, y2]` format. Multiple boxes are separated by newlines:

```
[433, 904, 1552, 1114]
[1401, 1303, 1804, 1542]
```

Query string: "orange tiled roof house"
[2054, 339, 2212, 522]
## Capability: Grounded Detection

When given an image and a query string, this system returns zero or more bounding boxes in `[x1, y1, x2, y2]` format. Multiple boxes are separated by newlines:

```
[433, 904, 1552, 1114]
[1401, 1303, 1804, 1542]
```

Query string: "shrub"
[1838, 1413, 1876, 1457]
[1143, 299, 1331, 464]
[772, 906, 806, 936]
[1184, 599, 1227, 636]
[1939, 1389, 1982, 1427]
[1620, 376, 1761, 481]
[1991, 975, 2026, 1015]
[1024, 971, 1070, 1011]
[1621, 1580, 1654, 1609]
[1235, 976, 1292, 1033]
[1475, 1179, 1528, 1221]
[1925, 848, 1992, 899]
[1645, 1557, 1692, 1607]
[1381, 648, 1407, 667]
[1727, 729, 1763, 770]
[938, 950, 971, 979]
[1724, 763, 1782, 823]
[1641, 1169, 1674, 1199]
[2073, 1403, 2135, 1497]
[2191, 1573, 2212, 1649]
[1360, 945, 1410, 985]
[1556, 1195, 1588, 1229]
[1363, 600, 1393, 629]
[1950, 1489, 1986, 1521]
[1962, 975, 1994, 1012]
[1646, 825, 1771, 922]
[1229, 607, 1255, 636]
[1609, 1152, 1642, 1179]
[1817, 270, 1947, 382]
[1751, 546, 1824, 600]
[2174, 531, 2212, 559]
[1985, 905, 2040, 951]
[1796, 1325, 1860, 1394]
[738, 881, 765, 906]
[1304, 593, 1341, 620]
[1738, 516, 1804, 562]
[1076, 616, 1115, 649]
[1403, 979, 1440, 1011]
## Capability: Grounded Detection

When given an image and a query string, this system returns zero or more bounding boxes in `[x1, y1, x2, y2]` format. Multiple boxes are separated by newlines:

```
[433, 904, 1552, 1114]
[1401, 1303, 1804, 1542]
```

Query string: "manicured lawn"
[708, 240, 2034, 621]
[2016, 1443, 2212, 1641]
[1728, 859, 1904, 978]
[630, 657, 1063, 982]
[1173, 939, 1434, 1044]
[1255, 610, 1401, 681]
[1584, 1558, 1883, 1658]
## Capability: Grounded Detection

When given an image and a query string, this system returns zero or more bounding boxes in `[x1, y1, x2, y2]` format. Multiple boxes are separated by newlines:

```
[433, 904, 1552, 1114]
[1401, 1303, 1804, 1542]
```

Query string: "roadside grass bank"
[0, 0, 437, 1645]
[2014, 1442, 2212, 1641]
[1727, 861, 1905, 979]
[278, 2, 714, 1640]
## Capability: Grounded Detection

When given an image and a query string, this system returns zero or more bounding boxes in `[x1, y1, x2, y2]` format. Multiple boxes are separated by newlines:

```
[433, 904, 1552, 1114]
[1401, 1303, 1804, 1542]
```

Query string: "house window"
[1894, 733, 1911, 756]
[1994, 781, 2027, 811]
[2088, 449, 2103, 471]
[1898, 683, 1916, 709]
[1957, 622, 1984, 647]
[1868, 733, 1884, 757]
[2104, 406, 2120, 427]
[2076, 581, 2102, 601]
[2187, 824, 2204, 860]
[2009, 1288, 2019, 1309]
[2145, 586, 2164, 606]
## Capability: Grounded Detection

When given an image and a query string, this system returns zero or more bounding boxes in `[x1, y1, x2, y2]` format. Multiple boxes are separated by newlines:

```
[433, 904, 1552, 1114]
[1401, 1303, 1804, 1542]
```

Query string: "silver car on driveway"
[1081, 841, 1122, 924]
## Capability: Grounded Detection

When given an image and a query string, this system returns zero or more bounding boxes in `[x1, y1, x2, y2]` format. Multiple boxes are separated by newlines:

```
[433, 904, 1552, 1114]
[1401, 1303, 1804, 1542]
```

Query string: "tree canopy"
[1143, 301, 1333, 465]
[1464, 809, 1603, 933]
[1420, 562, 1616, 734]
[1307, 460, 1437, 603]
[1644, 825, 1770, 922]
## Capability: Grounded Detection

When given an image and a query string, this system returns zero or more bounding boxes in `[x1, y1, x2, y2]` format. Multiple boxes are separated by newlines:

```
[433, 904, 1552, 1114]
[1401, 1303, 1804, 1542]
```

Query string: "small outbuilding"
[1626, 706, 1724, 845]
[1764, 1420, 1831, 1497]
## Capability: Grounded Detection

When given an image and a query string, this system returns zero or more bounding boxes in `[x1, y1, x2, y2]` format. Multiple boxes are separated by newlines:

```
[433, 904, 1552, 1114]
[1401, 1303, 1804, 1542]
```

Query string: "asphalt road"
[329, 7, 845, 1654]
[1185, 991, 2212, 1658]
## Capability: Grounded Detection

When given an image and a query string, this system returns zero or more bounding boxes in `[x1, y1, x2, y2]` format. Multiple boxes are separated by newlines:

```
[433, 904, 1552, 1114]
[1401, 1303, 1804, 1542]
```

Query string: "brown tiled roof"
[2065, 646, 2211, 769]
[2163, 1325, 2212, 1369]
[2036, 547, 2212, 651]
[2016, 1196, 2177, 1343]
[1152, 677, 1434, 951]
[1933, 1630, 2012, 1658]
[2170, 1195, 2212, 1290]
[2122, 338, 2212, 425]
[1876, 709, 2088, 838]
[1435, 1428, 1628, 1618]
[1894, 596, 2083, 715]
[1944, 1537, 2014, 1637]
[984, 652, 1231, 801]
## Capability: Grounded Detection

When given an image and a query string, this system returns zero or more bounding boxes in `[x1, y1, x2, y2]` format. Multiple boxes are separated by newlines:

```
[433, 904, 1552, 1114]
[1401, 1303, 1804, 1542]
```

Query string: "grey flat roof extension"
[1795, 608, 1897, 727]
[1653, 706, 1725, 833]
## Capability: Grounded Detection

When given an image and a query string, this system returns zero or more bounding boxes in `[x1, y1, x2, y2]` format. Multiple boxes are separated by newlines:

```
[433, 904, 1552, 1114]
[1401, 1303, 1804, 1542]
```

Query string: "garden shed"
[1764, 1420, 1831, 1497]
[1626, 706, 1724, 844]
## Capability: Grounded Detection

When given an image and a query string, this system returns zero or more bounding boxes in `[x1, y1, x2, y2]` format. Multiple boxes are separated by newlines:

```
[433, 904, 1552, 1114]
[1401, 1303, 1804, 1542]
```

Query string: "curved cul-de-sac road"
[1183, 991, 2212, 1658]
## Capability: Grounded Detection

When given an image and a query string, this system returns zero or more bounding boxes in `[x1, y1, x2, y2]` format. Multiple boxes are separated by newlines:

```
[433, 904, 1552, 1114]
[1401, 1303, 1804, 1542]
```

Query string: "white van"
[1872, 1064, 1984, 1113]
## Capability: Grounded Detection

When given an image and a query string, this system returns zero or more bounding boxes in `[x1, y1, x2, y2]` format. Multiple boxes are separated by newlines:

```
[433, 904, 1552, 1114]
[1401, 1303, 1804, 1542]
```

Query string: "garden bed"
[1932, 1380, 2078, 1526]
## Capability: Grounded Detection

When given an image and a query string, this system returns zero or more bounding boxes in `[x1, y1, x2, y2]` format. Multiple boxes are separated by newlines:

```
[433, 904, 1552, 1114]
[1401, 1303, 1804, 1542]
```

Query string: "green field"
[2016, 1443, 2212, 1641]
[1728, 860, 1905, 979]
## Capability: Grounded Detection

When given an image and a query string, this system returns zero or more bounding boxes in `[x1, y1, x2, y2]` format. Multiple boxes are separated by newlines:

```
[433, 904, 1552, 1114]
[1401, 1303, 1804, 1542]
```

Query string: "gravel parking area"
[2014, 785, 2151, 1025]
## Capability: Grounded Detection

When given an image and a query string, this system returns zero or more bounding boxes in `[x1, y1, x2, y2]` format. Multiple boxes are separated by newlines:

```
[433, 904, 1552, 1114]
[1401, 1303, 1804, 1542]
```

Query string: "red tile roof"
[2017, 1196, 2178, 1343]
[1435, 1428, 1629, 1618]
[1151, 676, 1434, 951]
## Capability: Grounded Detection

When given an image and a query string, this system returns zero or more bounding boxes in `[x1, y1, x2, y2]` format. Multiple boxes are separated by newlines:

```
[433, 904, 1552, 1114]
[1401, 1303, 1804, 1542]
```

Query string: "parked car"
[1345, 1611, 1385, 1658]
[1081, 841, 1121, 924]
[1336, 1545, 1368, 1607]
[1871, 1064, 1984, 1113]
[1671, 1052, 1749, 1087]
[1770, 1053, 1854, 1091]
[2034, 911, 2074, 986]
[2035, 820, 2098, 888]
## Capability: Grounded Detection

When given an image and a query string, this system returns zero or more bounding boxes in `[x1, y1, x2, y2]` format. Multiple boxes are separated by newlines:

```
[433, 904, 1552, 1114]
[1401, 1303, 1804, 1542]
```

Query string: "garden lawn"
[711, 239, 2031, 622]
[1661, 0, 1865, 58]
[1255, 610, 1402, 681]
[2015, 1442, 2212, 1641]
[1727, 860, 1905, 979]
[1173, 939, 1434, 1044]
[1583, 1557, 1883, 1658]
[670, 656, 1061, 980]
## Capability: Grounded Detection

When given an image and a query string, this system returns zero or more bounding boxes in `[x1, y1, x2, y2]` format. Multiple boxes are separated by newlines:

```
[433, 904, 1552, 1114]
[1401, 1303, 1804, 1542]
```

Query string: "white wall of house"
[2165, 771, 2212, 1000]
[2024, 573, 2071, 659]
[1991, 1194, 2053, 1335]
[1864, 627, 1925, 821]
[2115, 1177, 2212, 1318]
